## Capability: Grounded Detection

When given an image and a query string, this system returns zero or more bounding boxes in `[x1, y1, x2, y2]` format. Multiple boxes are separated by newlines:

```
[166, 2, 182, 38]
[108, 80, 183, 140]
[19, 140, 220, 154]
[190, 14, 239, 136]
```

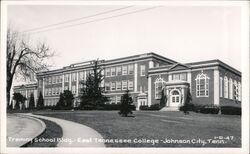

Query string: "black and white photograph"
[0, 1, 249, 154]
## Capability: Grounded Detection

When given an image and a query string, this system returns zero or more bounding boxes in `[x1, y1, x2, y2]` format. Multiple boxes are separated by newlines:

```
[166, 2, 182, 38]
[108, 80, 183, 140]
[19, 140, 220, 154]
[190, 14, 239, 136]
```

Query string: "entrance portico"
[163, 80, 189, 110]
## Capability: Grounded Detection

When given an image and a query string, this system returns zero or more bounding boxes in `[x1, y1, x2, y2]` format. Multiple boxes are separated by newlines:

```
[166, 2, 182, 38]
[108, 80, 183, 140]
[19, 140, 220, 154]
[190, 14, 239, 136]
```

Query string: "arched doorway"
[170, 89, 181, 107]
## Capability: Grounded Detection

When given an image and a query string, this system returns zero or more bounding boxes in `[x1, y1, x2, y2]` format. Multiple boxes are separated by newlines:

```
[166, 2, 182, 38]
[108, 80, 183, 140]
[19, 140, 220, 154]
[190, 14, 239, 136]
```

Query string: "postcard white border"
[1, 1, 249, 154]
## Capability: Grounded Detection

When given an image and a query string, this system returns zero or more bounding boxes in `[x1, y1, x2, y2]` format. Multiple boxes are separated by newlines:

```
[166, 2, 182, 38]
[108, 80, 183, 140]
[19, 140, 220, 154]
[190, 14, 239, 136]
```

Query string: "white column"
[25, 89, 28, 108]
[42, 78, 45, 97]
[168, 74, 172, 81]
[187, 71, 192, 91]
[148, 76, 152, 106]
[69, 73, 72, 91]
[62, 74, 65, 91]
[76, 72, 79, 96]
[166, 88, 169, 107]
[214, 69, 220, 105]
[134, 63, 138, 92]
[149, 60, 154, 68]
[181, 88, 185, 105]
[84, 71, 87, 80]
[34, 89, 38, 107]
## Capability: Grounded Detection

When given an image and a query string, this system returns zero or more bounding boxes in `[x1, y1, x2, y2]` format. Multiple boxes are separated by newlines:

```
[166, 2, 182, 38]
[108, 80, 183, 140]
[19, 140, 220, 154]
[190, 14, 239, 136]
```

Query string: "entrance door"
[170, 90, 181, 107]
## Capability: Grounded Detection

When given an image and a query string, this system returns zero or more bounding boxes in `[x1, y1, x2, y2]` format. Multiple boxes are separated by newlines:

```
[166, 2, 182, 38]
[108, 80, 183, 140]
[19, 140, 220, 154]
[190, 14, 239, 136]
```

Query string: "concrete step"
[160, 107, 179, 111]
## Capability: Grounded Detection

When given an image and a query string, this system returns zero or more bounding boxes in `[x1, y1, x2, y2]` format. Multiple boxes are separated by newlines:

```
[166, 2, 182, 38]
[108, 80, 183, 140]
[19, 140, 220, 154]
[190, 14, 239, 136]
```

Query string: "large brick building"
[13, 52, 241, 110]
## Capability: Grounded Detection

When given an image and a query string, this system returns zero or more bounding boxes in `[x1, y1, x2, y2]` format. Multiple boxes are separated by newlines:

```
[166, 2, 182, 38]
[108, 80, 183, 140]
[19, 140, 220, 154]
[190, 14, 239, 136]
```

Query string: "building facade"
[13, 53, 241, 110]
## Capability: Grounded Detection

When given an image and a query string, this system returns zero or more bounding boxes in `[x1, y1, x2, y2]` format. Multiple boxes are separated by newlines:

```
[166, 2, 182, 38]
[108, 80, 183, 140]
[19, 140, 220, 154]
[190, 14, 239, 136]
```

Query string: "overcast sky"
[7, 4, 242, 73]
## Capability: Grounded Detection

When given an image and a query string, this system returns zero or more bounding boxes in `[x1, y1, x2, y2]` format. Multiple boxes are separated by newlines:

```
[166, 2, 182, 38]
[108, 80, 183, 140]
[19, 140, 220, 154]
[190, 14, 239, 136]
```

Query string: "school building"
[13, 52, 241, 110]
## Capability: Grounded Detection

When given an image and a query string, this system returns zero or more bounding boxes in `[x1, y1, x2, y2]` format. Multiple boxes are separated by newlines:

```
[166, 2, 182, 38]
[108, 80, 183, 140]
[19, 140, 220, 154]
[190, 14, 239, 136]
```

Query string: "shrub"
[98, 104, 121, 110]
[199, 104, 220, 114]
[139, 104, 160, 111]
[139, 105, 149, 110]
[221, 106, 241, 115]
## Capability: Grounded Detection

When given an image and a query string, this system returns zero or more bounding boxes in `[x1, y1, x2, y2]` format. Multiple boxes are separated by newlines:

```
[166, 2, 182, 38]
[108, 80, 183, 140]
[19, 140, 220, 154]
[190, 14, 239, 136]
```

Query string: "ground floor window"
[155, 78, 164, 99]
[195, 72, 209, 97]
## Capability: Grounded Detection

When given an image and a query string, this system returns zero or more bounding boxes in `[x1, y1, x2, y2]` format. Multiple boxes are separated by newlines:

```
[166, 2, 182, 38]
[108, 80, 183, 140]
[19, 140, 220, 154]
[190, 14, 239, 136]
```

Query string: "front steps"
[160, 107, 179, 111]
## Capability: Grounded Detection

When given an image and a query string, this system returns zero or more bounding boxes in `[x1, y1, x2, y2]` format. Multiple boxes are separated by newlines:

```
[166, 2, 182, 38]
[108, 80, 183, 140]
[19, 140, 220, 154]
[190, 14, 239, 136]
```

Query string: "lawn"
[34, 110, 241, 147]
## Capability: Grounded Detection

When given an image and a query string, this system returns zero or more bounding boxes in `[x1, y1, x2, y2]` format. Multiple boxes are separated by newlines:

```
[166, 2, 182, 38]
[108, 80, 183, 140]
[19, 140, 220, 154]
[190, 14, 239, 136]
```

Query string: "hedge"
[220, 106, 241, 115]
[140, 104, 161, 111]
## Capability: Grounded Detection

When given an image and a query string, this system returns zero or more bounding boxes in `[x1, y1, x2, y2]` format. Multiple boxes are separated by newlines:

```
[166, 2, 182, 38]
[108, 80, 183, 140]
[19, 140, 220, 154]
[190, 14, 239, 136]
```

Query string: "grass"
[24, 118, 63, 147]
[33, 110, 241, 147]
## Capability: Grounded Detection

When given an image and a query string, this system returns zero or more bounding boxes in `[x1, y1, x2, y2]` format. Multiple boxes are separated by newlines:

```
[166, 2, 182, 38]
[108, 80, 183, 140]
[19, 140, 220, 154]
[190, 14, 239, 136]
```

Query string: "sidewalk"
[7, 114, 46, 147]
[22, 113, 106, 147]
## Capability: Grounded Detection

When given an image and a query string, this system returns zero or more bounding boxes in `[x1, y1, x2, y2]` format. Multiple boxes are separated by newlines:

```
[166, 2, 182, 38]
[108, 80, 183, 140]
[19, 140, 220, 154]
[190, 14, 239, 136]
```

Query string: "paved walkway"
[23, 113, 105, 147]
[7, 114, 46, 147]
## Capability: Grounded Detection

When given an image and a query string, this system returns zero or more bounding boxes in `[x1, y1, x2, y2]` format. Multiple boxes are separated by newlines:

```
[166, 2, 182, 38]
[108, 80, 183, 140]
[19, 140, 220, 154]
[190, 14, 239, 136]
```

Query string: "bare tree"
[6, 27, 54, 105]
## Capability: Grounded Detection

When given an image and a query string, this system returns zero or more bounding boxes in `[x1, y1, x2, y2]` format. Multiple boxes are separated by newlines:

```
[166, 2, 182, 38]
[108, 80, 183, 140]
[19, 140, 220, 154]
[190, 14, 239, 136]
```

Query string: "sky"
[7, 4, 242, 76]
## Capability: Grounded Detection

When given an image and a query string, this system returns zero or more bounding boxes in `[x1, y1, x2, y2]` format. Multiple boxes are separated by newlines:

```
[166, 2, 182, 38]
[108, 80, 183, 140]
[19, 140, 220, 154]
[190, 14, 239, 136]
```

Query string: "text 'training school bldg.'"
[13, 52, 241, 110]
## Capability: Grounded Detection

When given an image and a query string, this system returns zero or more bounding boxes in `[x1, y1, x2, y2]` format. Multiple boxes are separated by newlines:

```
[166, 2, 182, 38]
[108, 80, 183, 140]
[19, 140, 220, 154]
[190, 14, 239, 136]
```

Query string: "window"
[52, 76, 56, 84]
[173, 74, 180, 80]
[116, 81, 121, 91]
[122, 80, 127, 90]
[233, 80, 238, 100]
[238, 82, 241, 101]
[64, 85, 69, 90]
[56, 87, 59, 95]
[65, 74, 69, 82]
[105, 82, 110, 91]
[116, 67, 122, 76]
[116, 96, 121, 104]
[110, 96, 116, 104]
[128, 65, 134, 75]
[195, 72, 209, 97]
[49, 88, 52, 96]
[52, 88, 55, 95]
[224, 76, 228, 98]
[79, 71, 84, 80]
[111, 67, 116, 76]
[220, 77, 223, 97]
[59, 75, 63, 83]
[48, 77, 52, 84]
[140, 65, 145, 76]
[128, 80, 134, 90]
[155, 78, 164, 99]
[122, 66, 128, 75]
[56, 76, 59, 83]
[72, 85, 76, 94]
[59, 87, 62, 94]
[180, 73, 187, 81]
[106, 68, 111, 77]
[71, 73, 76, 81]
[229, 78, 233, 99]
[111, 82, 116, 91]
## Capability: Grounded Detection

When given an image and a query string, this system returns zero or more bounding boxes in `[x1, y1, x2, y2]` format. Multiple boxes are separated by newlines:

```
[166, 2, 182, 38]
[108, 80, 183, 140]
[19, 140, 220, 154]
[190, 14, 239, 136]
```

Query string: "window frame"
[195, 72, 210, 97]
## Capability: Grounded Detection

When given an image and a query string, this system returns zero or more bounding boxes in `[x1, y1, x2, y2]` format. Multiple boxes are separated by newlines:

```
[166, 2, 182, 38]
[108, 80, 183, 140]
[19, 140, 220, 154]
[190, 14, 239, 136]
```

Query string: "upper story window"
[79, 71, 84, 80]
[72, 85, 76, 94]
[111, 67, 116, 76]
[106, 68, 111, 77]
[64, 74, 69, 82]
[105, 82, 110, 91]
[224, 76, 228, 98]
[140, 65, 146, 76]
[116, 67, 122, 76]
[128, 80, 134, 90]
[111, 82, 116, 91]
[128, 65, 134, 75]
[48, 77, 52, 84]
[195, 72, 209, 97]
[229, 78, 233, 99]
[122, 66, 128, 75]
[172, 73, 187, 81]
[238, 82, 241, 101]
[220, 77, 223, 97]
[72, 73, 77, 81]
[116, 81, 122, 91]
[122, 80, 128, 90]
[155, 78, 164, 99]
[233, 80, 238, 100]
[52, 76, 56, 84]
